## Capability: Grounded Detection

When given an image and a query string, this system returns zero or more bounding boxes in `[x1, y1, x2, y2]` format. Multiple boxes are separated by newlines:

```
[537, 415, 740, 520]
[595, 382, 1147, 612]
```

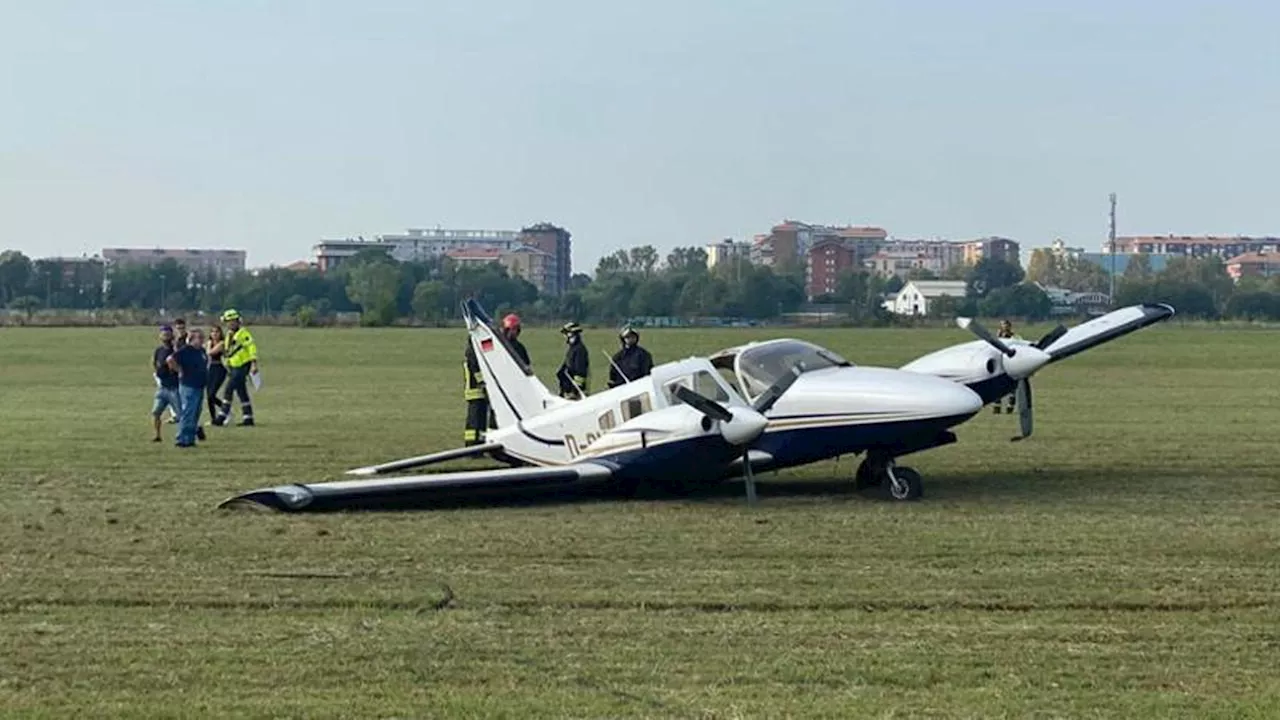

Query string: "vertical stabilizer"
[462, 299, 564, 427]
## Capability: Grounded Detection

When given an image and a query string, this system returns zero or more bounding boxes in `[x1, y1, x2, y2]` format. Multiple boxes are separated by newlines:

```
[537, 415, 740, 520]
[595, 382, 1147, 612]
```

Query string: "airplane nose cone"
[1003, 346, 1052, 380]
[721, 406, 769, 446]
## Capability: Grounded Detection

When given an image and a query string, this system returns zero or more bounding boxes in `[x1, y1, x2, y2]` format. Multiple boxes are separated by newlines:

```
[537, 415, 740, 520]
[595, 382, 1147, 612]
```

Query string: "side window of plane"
[692, 370, 731, 403]
[598, 410, 617, 431]
[621, 393, 652, 421]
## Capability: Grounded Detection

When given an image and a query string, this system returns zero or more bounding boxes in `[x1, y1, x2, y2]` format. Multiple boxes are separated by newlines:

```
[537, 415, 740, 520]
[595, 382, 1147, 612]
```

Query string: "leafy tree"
[1122, 253, 1154, 282]
[346, 260, 401, 326]
[411, 280, 446, 321]
[0, 251, 33, 305]
[978, 283, 1051, 320]
[7, 295, 41, 319]
[967, 257, 1024, 298]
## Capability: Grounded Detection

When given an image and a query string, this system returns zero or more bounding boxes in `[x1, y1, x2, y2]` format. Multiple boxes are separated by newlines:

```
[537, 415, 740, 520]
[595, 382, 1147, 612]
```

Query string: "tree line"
[2, 244, 1278, 325]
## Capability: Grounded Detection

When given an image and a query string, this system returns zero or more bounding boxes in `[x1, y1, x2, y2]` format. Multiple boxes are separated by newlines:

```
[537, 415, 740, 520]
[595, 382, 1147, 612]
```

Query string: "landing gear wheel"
[879, 465, 924, 501]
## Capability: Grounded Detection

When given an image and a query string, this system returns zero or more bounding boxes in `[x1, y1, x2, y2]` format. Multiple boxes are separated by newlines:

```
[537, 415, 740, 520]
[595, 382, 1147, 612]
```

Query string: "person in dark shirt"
[206, 324, 229, 420]
[608, 326, 654, 388]
[167, 328, 209, 448]
[151, 325, 180, 443]
[556, 322, 589, 399]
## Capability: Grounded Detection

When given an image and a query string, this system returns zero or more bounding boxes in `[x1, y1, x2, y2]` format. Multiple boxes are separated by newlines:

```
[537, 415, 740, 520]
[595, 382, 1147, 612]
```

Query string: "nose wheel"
[855, 455, 924, 501]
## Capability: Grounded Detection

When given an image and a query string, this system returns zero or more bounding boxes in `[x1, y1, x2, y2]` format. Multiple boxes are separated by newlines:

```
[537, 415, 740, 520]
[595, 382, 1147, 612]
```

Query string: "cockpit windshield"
[736, 340, 853, 398]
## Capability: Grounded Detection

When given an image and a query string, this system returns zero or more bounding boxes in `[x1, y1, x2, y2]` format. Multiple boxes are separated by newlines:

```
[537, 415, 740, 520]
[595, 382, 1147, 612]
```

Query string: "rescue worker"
[500, 313, 531, 366]
[212, 308, 259, 427]
[608, 325, 654, 388]
[996, 319, 1016, 414]
[463, 337, 489, 446]
[555, 322, 589, 399]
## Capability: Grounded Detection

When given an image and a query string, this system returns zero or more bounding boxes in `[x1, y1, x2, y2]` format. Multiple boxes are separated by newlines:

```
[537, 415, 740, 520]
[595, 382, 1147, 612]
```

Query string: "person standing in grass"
[206, 324, 229, 420]
[212, 309, 259, 427]
[167, 328, 210, 448]
[151, 325, 181, 443]
[164, 317, 189, 424]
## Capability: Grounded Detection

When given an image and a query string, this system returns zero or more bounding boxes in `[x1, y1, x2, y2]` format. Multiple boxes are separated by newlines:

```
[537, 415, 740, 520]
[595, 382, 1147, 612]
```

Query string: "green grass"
[2, 323, 1279, 718]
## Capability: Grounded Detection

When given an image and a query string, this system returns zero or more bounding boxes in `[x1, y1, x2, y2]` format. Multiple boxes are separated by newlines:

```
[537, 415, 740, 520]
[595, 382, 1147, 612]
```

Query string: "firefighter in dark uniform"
[463, 339, 489, 446]
[996, 319, 1016, 414]
[556, 322, 589, 399]
[608, 325, 654, 388]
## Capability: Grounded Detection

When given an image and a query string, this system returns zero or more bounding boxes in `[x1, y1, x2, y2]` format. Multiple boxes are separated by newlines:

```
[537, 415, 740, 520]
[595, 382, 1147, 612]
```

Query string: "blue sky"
[2, 0, 1277, 272]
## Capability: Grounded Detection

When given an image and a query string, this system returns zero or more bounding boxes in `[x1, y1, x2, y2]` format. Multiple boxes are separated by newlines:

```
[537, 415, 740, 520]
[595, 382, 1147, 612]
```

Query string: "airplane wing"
[218, 461, 617, 512]
[345, 443, 504, 477]
[1042, 303, 1175, 363]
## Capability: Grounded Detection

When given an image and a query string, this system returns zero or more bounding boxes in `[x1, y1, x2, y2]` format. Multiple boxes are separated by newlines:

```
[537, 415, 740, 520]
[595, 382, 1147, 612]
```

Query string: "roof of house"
[1225, 252, 1275, 266]
[445, 247, 503, 260]
[902, 280, 968, 297]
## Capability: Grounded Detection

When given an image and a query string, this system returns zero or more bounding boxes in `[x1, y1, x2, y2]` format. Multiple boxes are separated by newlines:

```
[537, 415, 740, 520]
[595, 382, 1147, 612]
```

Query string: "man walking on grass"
[168, 328, 209, 448]
[151, 325, 181, 442]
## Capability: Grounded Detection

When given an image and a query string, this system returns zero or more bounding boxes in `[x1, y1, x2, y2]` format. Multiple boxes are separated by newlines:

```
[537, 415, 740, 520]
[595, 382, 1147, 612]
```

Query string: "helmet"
[221, 309, 241, 322]
[560, 322, 583, 335]
[619, 325, 639, 341]
[501, 313, 521, 330]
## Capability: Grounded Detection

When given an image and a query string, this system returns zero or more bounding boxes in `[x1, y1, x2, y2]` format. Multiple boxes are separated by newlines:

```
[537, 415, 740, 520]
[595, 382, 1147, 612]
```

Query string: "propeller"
[957, 318, 1056, 442]
[672, 364, 803, 505]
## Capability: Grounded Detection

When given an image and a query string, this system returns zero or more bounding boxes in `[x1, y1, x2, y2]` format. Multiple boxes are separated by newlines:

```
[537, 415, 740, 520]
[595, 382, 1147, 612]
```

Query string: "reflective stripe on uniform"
[463, 363, 487, 400]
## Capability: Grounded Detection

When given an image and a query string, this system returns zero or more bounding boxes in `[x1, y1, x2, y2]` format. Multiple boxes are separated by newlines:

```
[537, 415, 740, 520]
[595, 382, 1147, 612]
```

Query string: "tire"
[879, 466, 924, 501]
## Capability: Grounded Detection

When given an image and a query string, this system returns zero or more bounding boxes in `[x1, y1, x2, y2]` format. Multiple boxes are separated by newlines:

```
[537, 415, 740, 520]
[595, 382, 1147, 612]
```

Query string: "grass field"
[2, 323, 1279, 718]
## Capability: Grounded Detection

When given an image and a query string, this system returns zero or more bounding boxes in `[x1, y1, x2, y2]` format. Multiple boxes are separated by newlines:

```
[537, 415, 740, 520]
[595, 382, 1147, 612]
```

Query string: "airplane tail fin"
[462, 299, 565, 427]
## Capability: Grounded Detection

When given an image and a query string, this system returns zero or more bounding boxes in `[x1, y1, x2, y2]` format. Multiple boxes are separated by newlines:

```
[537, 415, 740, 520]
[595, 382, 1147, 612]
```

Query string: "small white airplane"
[219, 299, 988, 511]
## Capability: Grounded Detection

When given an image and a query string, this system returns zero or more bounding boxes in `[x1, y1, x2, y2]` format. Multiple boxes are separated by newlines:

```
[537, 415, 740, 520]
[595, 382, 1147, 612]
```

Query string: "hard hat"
[619, 325, 638, 340]
[560, 322, 583, 335]
[221, 309, 241, 322]
[501, 313, 521, 330]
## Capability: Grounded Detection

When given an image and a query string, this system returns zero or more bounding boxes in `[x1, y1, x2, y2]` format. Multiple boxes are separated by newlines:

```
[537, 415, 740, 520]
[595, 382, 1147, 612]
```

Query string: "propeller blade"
[672, 385, 733, 423]
[1035, 324, 1069, 350]
[751, 363, 804, 414]
[1010, 379, 1033, 442]
[957, 317, 1016, 357]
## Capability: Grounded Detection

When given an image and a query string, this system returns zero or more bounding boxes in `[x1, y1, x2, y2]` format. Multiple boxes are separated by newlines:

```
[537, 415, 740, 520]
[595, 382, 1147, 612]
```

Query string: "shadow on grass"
[222, 466, 1148, 515]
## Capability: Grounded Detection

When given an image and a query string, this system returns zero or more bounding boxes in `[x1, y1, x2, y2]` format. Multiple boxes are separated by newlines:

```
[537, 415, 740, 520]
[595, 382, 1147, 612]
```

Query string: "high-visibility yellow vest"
[225, 328, 258, 369]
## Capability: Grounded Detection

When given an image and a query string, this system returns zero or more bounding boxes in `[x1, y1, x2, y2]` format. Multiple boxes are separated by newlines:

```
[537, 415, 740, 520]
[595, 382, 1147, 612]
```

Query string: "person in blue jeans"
[167, 328, 210, 448]
[151, 325, 181, 443]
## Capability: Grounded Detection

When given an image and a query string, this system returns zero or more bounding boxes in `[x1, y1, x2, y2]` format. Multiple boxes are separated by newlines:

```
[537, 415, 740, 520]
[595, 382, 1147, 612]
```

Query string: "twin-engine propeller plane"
[218, 299, 988, 512]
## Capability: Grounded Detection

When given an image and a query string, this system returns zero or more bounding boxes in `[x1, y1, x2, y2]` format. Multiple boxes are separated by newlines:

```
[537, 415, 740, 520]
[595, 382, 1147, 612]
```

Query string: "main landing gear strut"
[855, 454, 924, 501]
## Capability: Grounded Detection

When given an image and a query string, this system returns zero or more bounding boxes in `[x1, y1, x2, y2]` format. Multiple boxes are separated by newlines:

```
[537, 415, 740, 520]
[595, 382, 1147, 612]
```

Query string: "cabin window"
[598, 410, 617, 431]
[663, 370, 731, 405]
[620, 393, 652, 421]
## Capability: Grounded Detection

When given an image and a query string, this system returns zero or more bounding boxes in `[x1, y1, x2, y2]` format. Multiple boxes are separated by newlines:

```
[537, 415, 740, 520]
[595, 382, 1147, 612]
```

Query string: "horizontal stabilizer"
[346, 443, 503, 476]
[219, 461, 616, 512]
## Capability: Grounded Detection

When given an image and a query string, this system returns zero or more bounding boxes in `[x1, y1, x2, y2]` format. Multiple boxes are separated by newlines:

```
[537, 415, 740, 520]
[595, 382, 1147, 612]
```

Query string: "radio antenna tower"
[1108, 192, 1117, 305]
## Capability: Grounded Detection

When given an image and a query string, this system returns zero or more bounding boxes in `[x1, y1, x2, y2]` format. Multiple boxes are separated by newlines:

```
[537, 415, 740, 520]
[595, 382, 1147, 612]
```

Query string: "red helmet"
[502, 313, 521, 330]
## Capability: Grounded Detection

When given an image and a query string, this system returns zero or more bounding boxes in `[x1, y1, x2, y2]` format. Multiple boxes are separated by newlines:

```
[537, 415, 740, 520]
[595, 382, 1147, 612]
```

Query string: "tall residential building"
[312, 228, 523, 272]
[960, 237, 1021, 266]
[516, 223, 572, 296]
[805, 237, 858, 299]
[705, 238, 752, 268]
[102, 248, 247, 277]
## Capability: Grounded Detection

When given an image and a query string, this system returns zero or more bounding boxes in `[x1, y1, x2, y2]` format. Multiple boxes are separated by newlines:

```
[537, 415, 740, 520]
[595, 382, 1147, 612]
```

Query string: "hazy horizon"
[3, 1, 1278, 272]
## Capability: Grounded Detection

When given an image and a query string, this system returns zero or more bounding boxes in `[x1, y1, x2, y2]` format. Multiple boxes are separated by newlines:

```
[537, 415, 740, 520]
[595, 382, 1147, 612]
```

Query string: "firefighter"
[608, 325, 654, 388]
[556, 322, 589, 399]
[500, 313, 531, 366]
[463, 338, 489, 446]
[212, 309, 258, 427]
